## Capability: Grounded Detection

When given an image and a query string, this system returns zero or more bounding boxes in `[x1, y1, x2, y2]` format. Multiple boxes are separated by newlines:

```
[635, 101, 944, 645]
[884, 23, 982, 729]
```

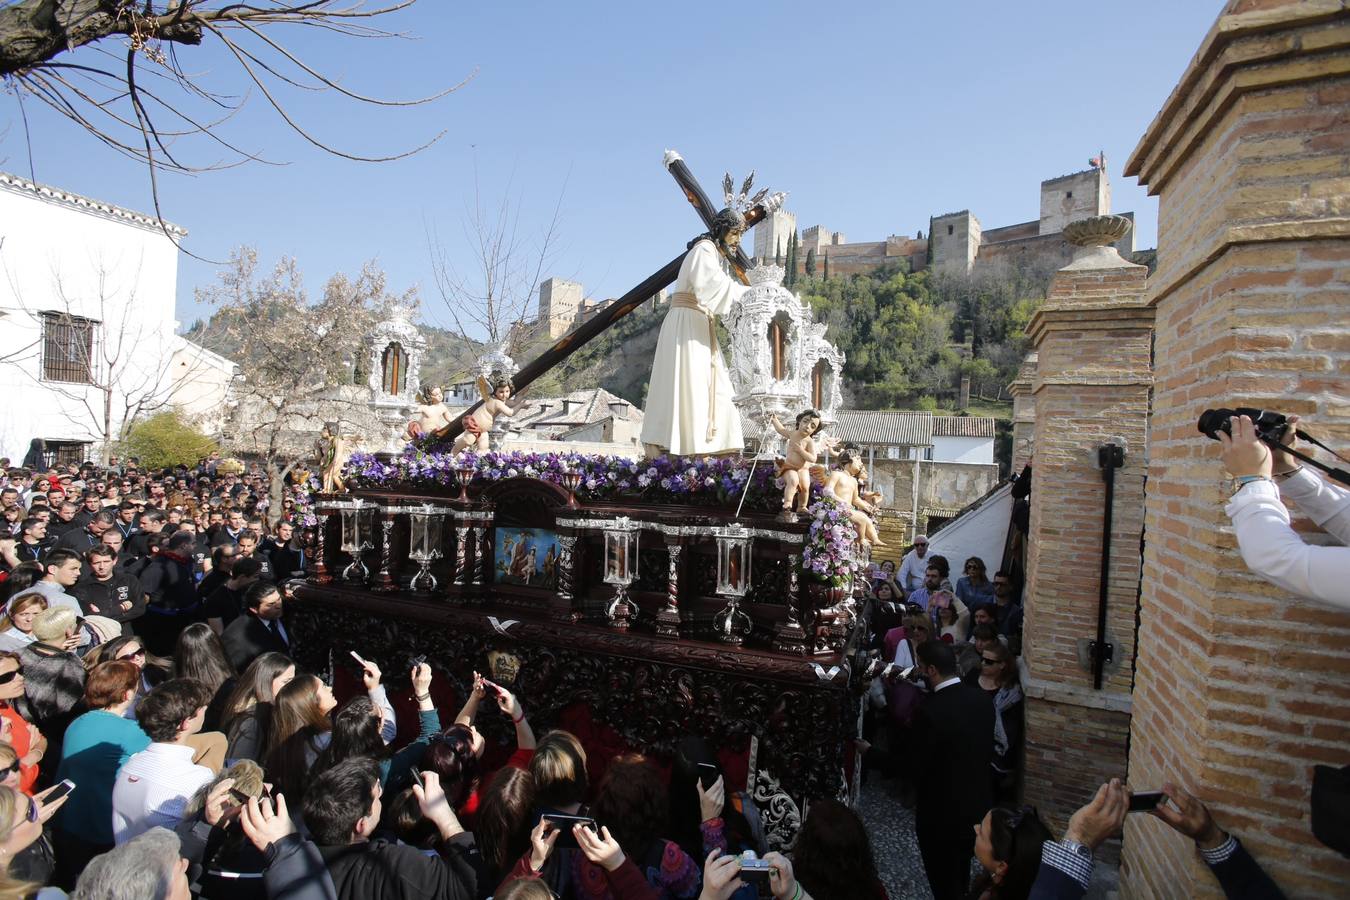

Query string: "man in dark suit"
[912, 639, 995, 900]
[221, 581, 290, 672]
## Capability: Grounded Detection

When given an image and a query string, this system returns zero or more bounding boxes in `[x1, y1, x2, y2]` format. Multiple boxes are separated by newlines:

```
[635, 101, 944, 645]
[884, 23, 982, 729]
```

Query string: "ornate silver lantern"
[337, 499, 375, 582]
[602, 516, 640, 630]
[407, 503, 446, 592]
[712, 523, 753, 645]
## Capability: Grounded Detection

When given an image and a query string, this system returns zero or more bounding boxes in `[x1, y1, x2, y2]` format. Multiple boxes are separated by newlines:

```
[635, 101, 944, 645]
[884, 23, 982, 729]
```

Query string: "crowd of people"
[0, 453, 1293, 900]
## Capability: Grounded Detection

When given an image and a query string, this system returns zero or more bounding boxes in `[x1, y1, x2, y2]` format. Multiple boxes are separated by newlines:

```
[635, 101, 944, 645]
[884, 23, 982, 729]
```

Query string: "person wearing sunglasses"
[0, 653, 43, 795]
[967, 643, 1024, 805]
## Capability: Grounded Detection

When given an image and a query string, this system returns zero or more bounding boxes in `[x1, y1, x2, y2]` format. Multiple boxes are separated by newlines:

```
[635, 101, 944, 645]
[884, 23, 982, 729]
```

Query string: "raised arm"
[454, 671, 487, 726]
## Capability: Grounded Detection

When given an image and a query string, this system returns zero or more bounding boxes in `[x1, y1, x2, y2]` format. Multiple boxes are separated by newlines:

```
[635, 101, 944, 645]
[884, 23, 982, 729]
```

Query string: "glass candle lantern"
[407, 503, 446, 592]
[712, 523, 754, 644]
[602, 517, 640, 629]
[338, 500, 375, 582]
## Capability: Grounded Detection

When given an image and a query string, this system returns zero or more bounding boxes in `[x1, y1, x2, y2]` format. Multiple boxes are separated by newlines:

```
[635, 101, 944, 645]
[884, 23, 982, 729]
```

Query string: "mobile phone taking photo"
[1128, 790, 1165, 813]
[696, 762, 720, 790]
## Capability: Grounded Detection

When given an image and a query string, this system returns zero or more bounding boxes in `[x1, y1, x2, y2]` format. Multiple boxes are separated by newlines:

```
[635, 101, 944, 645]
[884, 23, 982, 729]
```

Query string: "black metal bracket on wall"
[1093, 443, 1125, 690]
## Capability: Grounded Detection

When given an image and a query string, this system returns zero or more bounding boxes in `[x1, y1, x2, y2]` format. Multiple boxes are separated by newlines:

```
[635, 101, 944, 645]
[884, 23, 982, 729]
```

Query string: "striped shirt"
[111, 742, 213, 844]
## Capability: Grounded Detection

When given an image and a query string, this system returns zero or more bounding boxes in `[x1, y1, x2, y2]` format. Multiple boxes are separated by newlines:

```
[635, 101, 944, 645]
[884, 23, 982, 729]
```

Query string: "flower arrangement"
[344, 447, 792, 513]
[800, 495, 861, 586]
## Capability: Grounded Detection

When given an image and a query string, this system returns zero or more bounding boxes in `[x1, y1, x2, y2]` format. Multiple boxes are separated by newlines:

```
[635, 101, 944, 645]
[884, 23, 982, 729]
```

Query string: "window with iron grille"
[45, 441, 91, 468]
[40, 312, 98, 384]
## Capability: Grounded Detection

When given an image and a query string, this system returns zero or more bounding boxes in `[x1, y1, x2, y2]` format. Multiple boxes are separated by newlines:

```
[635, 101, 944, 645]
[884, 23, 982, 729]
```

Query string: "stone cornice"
[1126, 1, 1350, 194]
[1019, 658, 1133, 714]
[1025, 302, 1154, 346]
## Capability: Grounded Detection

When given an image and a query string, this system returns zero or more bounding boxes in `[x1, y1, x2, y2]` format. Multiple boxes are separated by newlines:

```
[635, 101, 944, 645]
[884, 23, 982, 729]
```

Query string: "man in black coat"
[911, 640, 995, 900]
[304, 759, 479, 900]
[72, 545, 144, 633]
[221, 581, 290, 672]
[138, 530, 202, 655]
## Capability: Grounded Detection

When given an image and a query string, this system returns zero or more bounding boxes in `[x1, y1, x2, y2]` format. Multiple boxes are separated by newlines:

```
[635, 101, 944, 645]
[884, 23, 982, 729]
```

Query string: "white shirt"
[1225, 468, 1350, 609]
[933, 676, 963, 693]
[897, 548, 930, 595]
[111, 742, 213, 844]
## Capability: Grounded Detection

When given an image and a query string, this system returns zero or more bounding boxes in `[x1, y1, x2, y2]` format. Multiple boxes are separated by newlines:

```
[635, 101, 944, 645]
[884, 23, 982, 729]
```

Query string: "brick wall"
[1122, 3, 1350, 897]
[1020, 242, 1153, 846]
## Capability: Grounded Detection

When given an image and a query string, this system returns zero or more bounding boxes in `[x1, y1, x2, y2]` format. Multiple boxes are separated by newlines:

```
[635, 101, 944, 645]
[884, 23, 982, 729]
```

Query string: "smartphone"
[45, 779, 76, 803]
[696, 762, 720, 790]
[739, 857, 773, 884]
[542, 813, 597, 849]
[481, 678, 505, 698]
[1128, 790, 1165, 813]
[410, 766, 422, 782]
[350, 650, 368, 667]
[409, 654, 428, 670]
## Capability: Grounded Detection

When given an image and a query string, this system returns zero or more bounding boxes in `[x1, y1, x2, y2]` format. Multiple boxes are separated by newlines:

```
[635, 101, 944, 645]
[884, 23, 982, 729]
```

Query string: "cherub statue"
[316, 421, 349, 494]
[405, 385, 455, 442]
[857, 466, 883, 508]
[451, 375, 528, 455]
[823, 448, 885, 547]
[769, 408, 840, 516]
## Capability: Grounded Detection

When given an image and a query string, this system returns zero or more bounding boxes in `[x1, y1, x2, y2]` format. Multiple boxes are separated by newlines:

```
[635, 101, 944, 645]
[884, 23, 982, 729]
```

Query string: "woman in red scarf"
[0, 652, 43, 793]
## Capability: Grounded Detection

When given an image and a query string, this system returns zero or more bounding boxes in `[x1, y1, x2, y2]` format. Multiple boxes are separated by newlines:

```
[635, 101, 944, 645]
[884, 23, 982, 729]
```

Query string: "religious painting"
[495, 527, 560, 588]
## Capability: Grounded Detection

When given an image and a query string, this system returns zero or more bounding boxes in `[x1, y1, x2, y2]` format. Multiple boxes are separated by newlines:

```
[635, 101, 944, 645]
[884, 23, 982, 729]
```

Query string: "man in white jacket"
[1220, 414, 1349, 609]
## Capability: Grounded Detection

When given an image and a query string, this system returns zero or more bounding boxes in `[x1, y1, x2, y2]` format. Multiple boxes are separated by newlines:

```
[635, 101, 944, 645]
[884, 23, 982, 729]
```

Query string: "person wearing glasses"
[0, 653, 43, 795]
[956, 557, 996, 609]
[966, 642, 1024, 805]
[896, 535, 931, 598]
[0, 781, 70, 893]
[52, 660, 150, 885]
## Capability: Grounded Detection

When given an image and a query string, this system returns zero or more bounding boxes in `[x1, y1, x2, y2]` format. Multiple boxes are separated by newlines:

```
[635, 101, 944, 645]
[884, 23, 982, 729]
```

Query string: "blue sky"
[2, 2, 1221, 334]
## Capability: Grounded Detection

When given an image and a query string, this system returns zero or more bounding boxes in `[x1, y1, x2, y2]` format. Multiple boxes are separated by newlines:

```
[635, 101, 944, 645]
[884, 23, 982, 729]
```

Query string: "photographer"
[1219, 414, 1349, 609]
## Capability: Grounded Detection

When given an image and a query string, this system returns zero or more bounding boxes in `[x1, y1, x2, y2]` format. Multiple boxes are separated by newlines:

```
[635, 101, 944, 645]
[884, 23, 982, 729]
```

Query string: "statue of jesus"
[641, 208, 749, 458]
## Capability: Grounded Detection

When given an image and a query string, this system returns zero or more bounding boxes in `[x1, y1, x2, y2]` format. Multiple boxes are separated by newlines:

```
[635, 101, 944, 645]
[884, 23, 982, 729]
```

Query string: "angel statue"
[316, 422, 350, 494]
[405, 385, 455, 442]
[451, 375, 528, 455]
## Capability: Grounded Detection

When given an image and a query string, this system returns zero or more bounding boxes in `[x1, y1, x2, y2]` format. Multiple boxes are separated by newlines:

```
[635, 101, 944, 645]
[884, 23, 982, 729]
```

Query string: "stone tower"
[929, 210, 982, 275]
[538, 277, 584, 339]
[753, 209, 798, 264]
[1038, 168, 1110, 236]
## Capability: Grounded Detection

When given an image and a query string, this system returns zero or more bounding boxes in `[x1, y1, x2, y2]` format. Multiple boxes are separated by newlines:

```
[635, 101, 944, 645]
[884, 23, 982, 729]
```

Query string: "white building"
[0, 171, 186, 464]
[931, 416, 997, 465]
[167, 338, 241, 437]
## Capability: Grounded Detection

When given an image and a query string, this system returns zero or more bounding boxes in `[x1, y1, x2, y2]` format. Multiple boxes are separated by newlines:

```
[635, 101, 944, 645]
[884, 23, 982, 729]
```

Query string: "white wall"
[168, 339, 239, 435]
[0, 173, 183, 462]
[932, 435, 994, 465]
[928, 482, 1012, 575]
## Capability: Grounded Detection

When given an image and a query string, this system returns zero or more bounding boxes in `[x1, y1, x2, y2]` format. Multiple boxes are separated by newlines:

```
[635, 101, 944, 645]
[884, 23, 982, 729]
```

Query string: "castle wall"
[1121, 3, 1350, 896]
[1039, 168, 1110, 236]
[930, 210, 982, 275]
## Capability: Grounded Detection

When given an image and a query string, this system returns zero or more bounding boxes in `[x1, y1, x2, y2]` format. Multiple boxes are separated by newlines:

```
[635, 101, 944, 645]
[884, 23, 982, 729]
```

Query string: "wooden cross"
[436, 151, 783, 444]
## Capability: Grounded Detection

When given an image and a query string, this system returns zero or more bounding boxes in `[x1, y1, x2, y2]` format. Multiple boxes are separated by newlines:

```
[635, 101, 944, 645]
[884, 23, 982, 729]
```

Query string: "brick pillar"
[1122, 4, 1350, 897]
[1008, 352, 1038, 472]
[1020, 221, 1153, 852]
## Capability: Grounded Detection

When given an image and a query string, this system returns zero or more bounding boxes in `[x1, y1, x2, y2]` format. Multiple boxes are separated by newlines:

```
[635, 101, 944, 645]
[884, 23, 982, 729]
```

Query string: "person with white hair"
[896, 535, 931, 598]
[71, 827, 190, 900]
[19, 607, 87, 742]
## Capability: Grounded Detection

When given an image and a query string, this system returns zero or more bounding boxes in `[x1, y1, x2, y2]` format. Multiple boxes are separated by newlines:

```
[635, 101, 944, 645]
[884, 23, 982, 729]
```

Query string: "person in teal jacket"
[51, 659, 150, 889]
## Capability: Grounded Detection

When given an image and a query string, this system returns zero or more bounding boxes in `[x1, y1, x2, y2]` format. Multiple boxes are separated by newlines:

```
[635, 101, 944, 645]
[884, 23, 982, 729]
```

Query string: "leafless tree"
[427, 169, 568, 362]
[197, 245, 408, 518]
[0, 260, 212, 463]
[0, 1, 466, 233]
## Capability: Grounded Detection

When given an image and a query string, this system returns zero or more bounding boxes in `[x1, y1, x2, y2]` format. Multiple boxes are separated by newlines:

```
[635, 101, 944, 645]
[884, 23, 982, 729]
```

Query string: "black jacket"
[317, 837, 481, 900]
[221, 613, 290, 673]
[73, 571, 145, 622]
[911, 679, 995, 835]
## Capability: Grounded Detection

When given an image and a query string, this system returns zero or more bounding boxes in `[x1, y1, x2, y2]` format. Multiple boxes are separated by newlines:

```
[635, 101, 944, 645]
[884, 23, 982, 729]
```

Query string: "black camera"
[1197, 408, 1291, 442]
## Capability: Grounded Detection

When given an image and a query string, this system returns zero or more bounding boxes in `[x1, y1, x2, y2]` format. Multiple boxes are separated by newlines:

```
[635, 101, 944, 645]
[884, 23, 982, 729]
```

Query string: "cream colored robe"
[640, 239, 748, 455]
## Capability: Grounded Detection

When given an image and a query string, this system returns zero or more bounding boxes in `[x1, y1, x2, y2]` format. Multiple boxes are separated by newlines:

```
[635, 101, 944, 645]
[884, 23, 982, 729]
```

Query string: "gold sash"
[670, 291, 719, 441]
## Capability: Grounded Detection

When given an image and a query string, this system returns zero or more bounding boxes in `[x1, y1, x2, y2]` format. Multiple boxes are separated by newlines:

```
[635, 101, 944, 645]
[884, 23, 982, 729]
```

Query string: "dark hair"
[210, 543, 238, 570]
[791, 799, 881, 900]
[476, 767, 535, 877]
[137, 678, 211, 742]
[965, 556, 987, 575]
[980, 806, 1054, 900]
[312, 696, 387, 776]
[927, 554, 950, 578]
[836, 448, 859, 468]
[223, 653, 293, 722]
[916, 639, 958, 678]
[592, 754, 666, 860]
[2, 563, 43, 602]
[85, 660, 140, 709]
[794, 409, 823, 435]
[528, 730, 587, 810]
[381, 785, 437, 849]
[244, 581, 279, 612]
[302, 757, 381, 846]
[43, 549, 81, 571]
[85, 545, 115, 563]
[424, 725, 480, 808]
[167, 531, 196, 553]
[117, 501, 136, 512]
[140, 509, 166, 525]
[19, 517, 42, 537]
[231, 557, 263, 579]
[172, 623, 235, 696]
[668, 735, 757, 860]
[982, 642, 1018, 689]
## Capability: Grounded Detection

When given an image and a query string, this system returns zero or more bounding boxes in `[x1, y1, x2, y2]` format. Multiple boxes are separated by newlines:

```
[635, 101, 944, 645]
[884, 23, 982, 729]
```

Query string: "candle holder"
[602, 517, 640, 631]
[455, 465, 475, 503]
[337, 500, 374, 583]
[407, 503, 447, 592]
[560, 470, 584, 509]
[712, 523, 753, 645]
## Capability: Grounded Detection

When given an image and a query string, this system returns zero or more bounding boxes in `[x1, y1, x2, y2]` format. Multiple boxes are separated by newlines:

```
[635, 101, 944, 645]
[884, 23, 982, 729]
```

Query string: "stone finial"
[1061, 215, 1138, 270]
[748, 263, 785, 286]
[1063, 214, 1133, 247]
